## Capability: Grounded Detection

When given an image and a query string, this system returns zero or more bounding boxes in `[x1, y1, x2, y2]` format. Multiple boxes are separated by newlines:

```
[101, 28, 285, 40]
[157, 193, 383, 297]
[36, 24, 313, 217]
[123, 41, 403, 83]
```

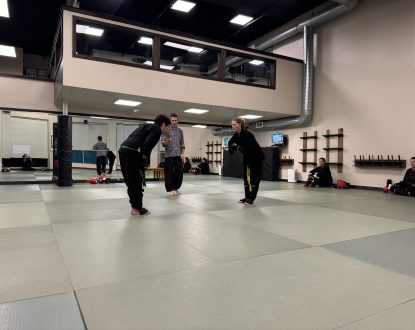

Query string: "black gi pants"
[243, 159, 262, 201]
[164, 156, 183, 192]
[96, 156, 107, 175]
[119, 152, 144, 210]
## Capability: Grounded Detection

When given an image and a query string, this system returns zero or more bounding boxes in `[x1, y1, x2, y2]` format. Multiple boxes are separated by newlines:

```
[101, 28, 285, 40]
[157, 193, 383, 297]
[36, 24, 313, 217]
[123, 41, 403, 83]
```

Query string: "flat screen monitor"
[272, 132, 284, 145]
[223, 136, 232, 148]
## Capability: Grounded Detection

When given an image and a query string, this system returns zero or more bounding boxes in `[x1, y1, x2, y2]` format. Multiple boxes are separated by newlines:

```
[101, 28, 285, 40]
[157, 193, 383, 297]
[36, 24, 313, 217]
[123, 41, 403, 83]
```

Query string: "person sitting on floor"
[22, 154, 35, 171]
[183, 157, 191, 173]
[197, 157, 210, 175]
[391, 156, 415, 196]
[304, 157, 333, 187]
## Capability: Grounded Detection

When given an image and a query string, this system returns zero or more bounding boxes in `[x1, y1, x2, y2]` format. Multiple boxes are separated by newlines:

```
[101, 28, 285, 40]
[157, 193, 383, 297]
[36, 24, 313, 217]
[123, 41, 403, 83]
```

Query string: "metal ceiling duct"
[212, 0, 359, 135]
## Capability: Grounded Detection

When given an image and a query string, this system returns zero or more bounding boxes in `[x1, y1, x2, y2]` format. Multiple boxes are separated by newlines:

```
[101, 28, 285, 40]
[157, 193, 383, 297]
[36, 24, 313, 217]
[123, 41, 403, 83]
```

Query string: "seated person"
[304, 157, 333, 187]
[22, 154, 35, 171]
[391, 156, 415, 196]
[183, 157, 191, 173]
[197, 158, 209, 175]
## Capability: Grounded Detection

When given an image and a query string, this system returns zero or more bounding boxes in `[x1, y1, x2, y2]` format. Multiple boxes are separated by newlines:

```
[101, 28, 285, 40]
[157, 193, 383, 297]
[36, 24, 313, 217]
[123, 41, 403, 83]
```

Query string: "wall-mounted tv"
[271, 132, 284, 145]
[223, 136, 232, 148]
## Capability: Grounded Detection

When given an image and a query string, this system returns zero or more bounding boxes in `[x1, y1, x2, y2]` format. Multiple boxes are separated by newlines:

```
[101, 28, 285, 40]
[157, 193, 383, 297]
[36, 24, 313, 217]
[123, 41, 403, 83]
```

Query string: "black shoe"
[244, 198, 253, 205]
[139, 208, 151, 215]
[238, 198, 246, 203]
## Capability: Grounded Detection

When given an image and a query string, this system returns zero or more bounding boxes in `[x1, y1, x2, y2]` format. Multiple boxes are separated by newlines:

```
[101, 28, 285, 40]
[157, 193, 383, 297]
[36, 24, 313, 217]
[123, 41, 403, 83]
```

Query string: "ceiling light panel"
[171, 0, 196, 13]
[164, 41, 204, 54]
[0, 0, 9, 18]
[114, 99, 141, 107]
[249, 60, 264, 65]
[239, 115, 263, 119]
[184, 108, 209, 114]
[192, 125, 207, 128]
[138, 37, 153, 45]
[0, 45, 16, 57]
[230, 14, 253, 26]
[76, 24, 104, 37]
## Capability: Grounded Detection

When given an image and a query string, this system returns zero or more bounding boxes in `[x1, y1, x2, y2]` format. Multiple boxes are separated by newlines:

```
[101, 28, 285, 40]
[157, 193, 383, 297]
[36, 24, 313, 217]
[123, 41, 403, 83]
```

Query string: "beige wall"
[0, 76, 59, 112]
[255, 0, 415, 187]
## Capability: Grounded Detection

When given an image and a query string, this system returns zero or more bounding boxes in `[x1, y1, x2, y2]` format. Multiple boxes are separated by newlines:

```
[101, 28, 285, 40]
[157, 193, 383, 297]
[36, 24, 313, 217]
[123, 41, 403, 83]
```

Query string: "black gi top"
[403, 168, 415, 185]
[228, 128, 265, 166]
[118, 124, 161, 158]
[309, 165, 333, 186]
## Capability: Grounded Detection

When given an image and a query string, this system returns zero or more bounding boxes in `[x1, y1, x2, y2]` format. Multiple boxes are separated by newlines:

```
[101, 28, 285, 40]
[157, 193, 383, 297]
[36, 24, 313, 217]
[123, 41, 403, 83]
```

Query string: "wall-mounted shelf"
[354, 157, 406, 168]
[300, 131, 318, 172]
[279, 159, 294, 166]
[324, 128, 343, 173]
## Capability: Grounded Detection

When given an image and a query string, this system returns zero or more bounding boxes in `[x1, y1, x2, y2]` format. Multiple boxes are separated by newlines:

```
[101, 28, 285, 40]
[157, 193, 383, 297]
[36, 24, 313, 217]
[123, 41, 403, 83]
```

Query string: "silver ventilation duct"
[212, 0, 359, 135]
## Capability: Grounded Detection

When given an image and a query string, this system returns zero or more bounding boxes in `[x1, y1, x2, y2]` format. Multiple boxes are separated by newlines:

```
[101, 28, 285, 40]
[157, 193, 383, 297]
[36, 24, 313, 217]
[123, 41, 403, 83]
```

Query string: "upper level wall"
[0, 76, 59, 112]
[62, 10, 303, 117]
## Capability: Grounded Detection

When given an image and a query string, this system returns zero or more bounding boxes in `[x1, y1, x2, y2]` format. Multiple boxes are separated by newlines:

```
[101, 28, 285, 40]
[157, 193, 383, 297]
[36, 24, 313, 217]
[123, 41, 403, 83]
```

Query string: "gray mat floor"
[1, 175, 415, 329]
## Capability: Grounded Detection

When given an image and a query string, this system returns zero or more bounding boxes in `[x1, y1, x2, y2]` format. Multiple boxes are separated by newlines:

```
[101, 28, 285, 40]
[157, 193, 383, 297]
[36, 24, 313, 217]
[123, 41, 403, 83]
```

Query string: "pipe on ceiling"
[212, 0, 359, 135]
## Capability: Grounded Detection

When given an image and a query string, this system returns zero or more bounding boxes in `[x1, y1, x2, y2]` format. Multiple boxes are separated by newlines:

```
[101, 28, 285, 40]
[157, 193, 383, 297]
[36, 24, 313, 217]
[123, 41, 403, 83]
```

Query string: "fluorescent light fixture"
[146, 121, 153, 123]
[0, 0, 9, 18]
[0, 45, 16, 57]
[138, 36, 153, 45]
[76, 24, 104, 37]
[238, 115, 263, 120]
[249, 59, 264, 65]
[171, 0, 196, 13]
[114, 99, 141, 107]
[143, 60, 174, 70]
[90, 116, 109, 120]
[164, 41, 204, 54]
[133, 109, 140, 113]
[192, 125, 207, 128]
[184, 108, 209, 114]
[230, 14, 253, 26]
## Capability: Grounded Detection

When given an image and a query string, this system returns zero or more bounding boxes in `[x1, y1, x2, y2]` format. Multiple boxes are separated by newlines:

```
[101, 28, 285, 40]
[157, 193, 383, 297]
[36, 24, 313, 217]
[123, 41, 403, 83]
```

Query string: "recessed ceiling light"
[0, 45, 16, 57]
[133, 109, 140, 113]
[192, 125, 207, 128]
[249, 60, 264, 65]
[142, 60, 175, 70]
[238, 115, 263, 119]
[230, 14, 253, 26]
[90, 116, 109, 120]
[114, 99, 141, 107]
[138, 36, 153, 45]
[184, 108, 209, 114]
[171, 0, 196, 13]
[0, 0, 10, 18]
[76, 24, 104, 37]
[164, 41, 204, 54]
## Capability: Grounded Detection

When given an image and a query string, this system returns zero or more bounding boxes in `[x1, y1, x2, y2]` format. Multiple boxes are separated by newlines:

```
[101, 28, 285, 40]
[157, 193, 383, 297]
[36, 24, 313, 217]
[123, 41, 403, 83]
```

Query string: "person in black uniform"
[118, 115, 171, 216]
[197, 157, 209, 174]
[391, 156, 415, 196]
[304, 157, 333, 187]
[228, 118, 265, 205]
[107, 150, 116, 174]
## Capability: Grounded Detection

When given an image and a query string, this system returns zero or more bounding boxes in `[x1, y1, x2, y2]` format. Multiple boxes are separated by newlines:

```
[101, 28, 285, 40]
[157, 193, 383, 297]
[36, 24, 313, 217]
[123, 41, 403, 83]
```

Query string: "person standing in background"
[162, 113, 185, 196]
[92, 136, 108, 175]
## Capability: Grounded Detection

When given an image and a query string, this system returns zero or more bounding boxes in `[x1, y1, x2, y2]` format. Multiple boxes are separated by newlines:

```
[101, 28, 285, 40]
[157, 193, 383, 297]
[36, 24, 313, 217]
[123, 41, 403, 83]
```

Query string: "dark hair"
[202, 157, 207, 162]
[170, 113, 178, 118]
[154, 114, 171, 127]
[97, 136, 102, 141]
[411, 157, 415, 161]
[319, 157, 326, 162]
[232, 118, 245, 129]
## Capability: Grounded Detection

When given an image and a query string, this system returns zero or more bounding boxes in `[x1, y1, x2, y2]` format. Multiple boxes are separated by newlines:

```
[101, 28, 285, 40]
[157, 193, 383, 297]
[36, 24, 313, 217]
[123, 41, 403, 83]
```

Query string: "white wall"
[256, 0, 415, 187]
